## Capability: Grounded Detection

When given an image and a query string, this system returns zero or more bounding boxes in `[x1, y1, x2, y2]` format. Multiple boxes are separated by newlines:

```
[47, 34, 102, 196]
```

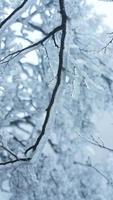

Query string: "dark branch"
[52, 34, 59, 48]
[28, 22, 48, 35]
[0, 25, 62, 64]
[25, 0, 67, 154]
[0, 0, 67, 165]
[0, 0, 29, 29]
[0, 157, 31, 166]
[0, 144, 18, 159]
[100, 37, 113, 53]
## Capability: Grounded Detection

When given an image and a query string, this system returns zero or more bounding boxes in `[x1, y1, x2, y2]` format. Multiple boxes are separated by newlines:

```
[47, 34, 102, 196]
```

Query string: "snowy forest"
[0, 0, 113, 199]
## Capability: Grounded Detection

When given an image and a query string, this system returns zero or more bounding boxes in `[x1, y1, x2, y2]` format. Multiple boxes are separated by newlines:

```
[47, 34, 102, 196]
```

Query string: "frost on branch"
[0, 0, 113, 199]
[0, 0, 61, 162]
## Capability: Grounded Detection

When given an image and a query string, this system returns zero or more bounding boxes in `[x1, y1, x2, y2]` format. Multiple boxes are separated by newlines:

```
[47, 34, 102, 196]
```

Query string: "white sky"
[86, 0, 113, 29]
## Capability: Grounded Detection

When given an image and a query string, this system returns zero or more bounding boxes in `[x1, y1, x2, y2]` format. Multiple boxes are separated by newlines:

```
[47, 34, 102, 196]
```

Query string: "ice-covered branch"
[0, 0, 29, 30]
[25, 0, 67, 155]
[0, 25, 62, 64]
[79, 134, 113, 154]
[73, 160, 112, 184]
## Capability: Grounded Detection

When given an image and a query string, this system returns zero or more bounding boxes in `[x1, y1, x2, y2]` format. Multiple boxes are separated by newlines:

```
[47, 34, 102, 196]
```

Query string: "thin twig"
[0, 26, 62, 64]
[73, 160, 112, 184]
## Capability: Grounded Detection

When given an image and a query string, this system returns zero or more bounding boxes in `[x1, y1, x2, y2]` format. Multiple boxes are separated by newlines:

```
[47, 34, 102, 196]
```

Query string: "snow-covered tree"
[0, 0, 113, 199]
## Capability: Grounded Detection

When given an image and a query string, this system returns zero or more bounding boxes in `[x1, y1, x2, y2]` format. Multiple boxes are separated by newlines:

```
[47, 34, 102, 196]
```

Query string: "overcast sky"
[86, 0, 113, 29]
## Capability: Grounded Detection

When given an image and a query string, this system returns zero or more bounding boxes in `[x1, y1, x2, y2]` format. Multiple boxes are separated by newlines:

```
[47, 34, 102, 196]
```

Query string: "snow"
[21, 50, 39, 65]
[11, 22, 22, 35]
[86, 0, 113, 29]
[0, 190, 12, 200]
[1, 0, 113, 199]
[20, 72, 28, 80]
[31, 14, 43, 25]
[6, 76, 13, 83]
[92, 110, 113, 149]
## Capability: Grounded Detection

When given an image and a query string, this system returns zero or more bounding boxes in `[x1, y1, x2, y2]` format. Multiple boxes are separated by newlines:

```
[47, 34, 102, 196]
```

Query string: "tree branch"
[28, 22, 48, 35]
[0, 144, 18, 159]
[0, 0, 29, 29]
[0, 0, 67, 165]
[0, 25, 62, 64]
[0, 157, 31, 166]
[79, 134, 113, 154]
[73, 160, 112, 184]
[25, 0, 67, 154]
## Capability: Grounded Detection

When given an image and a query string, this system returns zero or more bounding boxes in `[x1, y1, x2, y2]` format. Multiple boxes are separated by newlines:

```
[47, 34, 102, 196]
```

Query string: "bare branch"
[0, 143, 18, 159]
[52, 34, 59, 48]
[28, 22, 48, 35]
[0, 157, 30, 166]
[0, 0, 29, 29]
[25, 0, 68, 155]
[79, 134, 113, 154]
[0, 0, 67, 165]
[0, 25, 62, 64]
[73, 160, 112, 184]
[100, 37, 113, 53]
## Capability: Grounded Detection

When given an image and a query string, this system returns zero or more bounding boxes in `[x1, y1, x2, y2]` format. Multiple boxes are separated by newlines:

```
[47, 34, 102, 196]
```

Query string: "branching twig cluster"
[74, 160, 113, 185]
[0, 0, 67, 166]
[78, 133, 113, 154]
